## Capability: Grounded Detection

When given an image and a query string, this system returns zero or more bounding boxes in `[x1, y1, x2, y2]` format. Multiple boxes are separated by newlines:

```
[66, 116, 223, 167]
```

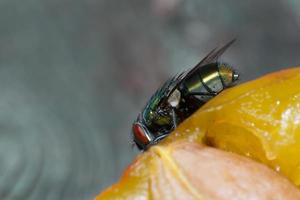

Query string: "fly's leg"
[152, 134, 168, 145]
[171, 108, 177, 128]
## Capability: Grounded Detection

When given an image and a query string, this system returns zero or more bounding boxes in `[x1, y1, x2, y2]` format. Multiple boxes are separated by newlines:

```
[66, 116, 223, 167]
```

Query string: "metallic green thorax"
[142, 72, 187, 132]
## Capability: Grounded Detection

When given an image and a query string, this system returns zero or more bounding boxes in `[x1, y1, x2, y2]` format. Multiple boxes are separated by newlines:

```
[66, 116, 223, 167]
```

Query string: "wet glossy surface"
[96, 142, 300, 200]
[96, 67, 300, 199]
[167, 67, 300, 186]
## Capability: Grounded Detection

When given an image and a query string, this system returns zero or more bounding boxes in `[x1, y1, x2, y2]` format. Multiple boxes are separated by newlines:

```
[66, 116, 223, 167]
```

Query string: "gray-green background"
[0, 0, 300, 199]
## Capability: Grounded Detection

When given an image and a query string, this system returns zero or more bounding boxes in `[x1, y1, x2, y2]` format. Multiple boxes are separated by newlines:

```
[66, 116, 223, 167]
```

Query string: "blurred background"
[0, 0, 300, 199]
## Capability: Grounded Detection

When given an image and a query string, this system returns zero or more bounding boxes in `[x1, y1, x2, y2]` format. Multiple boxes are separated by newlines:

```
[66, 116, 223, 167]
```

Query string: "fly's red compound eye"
[132, 123, 151, 147]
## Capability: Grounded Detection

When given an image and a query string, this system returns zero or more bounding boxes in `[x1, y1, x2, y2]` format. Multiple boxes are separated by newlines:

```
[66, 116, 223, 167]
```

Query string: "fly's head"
[132, 119, 152, 150]
[132, 91, 178, 150]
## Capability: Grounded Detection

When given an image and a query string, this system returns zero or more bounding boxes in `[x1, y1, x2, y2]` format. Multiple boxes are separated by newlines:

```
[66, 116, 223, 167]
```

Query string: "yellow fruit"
[95, 142, 300, 200]
[96, 67, 300, 199]
[164, 67, 300, 186]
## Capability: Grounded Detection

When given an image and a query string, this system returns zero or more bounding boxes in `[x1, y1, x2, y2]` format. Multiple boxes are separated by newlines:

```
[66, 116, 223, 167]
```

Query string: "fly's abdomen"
[181, 62, 237, 102]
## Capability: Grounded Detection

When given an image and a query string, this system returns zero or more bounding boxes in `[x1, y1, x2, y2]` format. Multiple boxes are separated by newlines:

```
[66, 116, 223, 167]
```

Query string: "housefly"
[132, 39, 239, 150]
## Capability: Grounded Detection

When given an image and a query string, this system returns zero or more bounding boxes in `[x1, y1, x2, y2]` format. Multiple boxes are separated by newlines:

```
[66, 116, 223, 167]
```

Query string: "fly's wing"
[159, 39, 236, 104]
[182, 38, 236, 82]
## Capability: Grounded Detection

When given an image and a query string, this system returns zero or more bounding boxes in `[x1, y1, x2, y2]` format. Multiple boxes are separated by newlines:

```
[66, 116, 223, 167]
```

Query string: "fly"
[132, 39, 239, 150]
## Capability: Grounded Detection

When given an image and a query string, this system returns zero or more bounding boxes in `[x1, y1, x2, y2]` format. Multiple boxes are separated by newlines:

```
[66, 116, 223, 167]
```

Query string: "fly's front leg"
[152, 133, 169, 144]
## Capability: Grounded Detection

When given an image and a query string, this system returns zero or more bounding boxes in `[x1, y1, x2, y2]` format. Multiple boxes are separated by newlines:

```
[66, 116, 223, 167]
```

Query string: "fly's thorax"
[142, 101, 173, 131]
[152, 106, 173, 128]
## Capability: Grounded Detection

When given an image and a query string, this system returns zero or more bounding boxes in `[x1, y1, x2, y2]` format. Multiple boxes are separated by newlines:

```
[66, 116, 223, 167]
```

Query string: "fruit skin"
[165, 67, 300, 186]
[96, 67, 300, 199]
[95, 142, 300, 200]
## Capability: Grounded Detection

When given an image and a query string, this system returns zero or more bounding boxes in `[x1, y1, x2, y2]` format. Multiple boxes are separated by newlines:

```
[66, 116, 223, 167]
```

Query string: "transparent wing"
[183, 38, 236, 80]
[161, 39, 236, 102]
